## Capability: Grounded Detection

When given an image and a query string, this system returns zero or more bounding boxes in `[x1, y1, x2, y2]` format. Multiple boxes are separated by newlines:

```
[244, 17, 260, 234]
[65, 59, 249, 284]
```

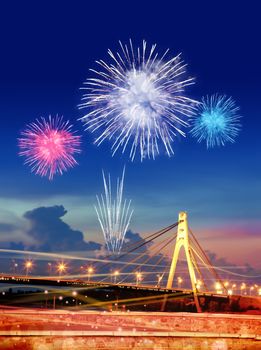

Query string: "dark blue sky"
[0, 1, 260, 267]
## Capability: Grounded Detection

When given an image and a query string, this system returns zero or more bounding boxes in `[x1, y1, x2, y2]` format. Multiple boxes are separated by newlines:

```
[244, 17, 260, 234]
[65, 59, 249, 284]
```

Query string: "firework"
[79, 40, 198, 161]
[191, 95, 241, 148]
[95, 167, 133, 253]
[18, 115, 81, 180]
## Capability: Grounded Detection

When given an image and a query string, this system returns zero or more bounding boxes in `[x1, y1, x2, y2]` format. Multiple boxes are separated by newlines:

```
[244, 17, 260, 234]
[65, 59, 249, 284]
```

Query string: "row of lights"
[176, 277, 261, 296]
[14, 261, 143, 285]
[16, 260, 94, 278]
[9, 261, 261, 296]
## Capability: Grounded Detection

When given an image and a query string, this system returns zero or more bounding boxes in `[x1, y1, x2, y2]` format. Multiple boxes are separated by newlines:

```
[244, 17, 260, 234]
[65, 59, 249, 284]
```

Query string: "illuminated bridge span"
[0, 212, 260, 313]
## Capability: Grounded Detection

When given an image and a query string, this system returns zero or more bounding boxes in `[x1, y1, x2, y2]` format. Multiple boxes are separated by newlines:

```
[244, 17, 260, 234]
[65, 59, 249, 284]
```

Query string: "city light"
[113, 270, 119, 284]
[56, 262, 67, 276]
[196, 280, 202, 290]
[47, 262, 52, 275]
[136, 272, 142, 286]
[88, 267, 94, 274]
[240, 283, 246, 295]
[87, 266, 94, 282]
[177, 276, 183, 288]
[24, 260, 33, 275]
[215, 282, 222, 290]
[156, 274, 163, 287]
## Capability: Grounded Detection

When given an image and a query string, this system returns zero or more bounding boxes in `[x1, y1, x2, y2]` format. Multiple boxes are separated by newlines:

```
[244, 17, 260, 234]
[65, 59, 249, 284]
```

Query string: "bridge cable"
[94, 221, 180, 274]
[188, 228, 227, 292]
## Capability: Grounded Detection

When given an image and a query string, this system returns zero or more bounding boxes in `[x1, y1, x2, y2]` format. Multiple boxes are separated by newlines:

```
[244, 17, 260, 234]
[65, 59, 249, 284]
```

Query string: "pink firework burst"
[18, 115, 81, 180]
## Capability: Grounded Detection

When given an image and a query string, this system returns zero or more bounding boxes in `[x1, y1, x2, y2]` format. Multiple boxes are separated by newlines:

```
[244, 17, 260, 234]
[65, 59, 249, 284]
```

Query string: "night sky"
[0, 2, 260, 270]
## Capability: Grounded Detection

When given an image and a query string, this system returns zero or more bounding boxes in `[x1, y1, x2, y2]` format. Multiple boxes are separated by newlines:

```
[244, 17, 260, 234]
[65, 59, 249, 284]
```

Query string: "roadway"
[0, 307, 260, 340]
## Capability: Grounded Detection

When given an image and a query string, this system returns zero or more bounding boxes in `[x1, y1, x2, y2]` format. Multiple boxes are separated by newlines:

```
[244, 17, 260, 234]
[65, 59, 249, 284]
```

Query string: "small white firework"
[95, 167, 133, 253]
[79, 40, 198, 161]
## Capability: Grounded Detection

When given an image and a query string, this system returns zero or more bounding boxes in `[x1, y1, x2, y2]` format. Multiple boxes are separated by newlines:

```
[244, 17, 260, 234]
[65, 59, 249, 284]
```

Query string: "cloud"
[0, 223, 17, 233]
[0, 205, 102, 253]
[121, 230, 149, 253]
[23, 205, 102, 252]
[0, 219, 34, 246]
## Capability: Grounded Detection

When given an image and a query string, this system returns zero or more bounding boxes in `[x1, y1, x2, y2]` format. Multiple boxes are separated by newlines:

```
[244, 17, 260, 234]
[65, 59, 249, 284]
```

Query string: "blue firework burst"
[191, 94, 241, 148]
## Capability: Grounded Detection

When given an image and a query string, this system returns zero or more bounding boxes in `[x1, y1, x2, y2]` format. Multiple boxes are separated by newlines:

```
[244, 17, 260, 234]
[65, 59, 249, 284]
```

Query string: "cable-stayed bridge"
[0, 212, 260, 313]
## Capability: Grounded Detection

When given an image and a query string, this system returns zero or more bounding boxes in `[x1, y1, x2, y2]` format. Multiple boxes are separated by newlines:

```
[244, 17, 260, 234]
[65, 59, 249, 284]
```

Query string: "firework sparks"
[191, 95, 241, 148]
[79, 40, 198, 161]
[18, 115, 81, 180]
[95, 167, 133, 253]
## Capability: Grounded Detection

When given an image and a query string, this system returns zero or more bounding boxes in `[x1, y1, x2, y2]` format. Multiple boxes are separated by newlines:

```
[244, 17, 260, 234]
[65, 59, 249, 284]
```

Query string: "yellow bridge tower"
[166, 211, 201, 312]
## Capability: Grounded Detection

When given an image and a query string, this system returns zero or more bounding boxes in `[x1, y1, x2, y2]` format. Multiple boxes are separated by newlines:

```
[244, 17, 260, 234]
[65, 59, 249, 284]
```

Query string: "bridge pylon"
[166, 211, 201, 312]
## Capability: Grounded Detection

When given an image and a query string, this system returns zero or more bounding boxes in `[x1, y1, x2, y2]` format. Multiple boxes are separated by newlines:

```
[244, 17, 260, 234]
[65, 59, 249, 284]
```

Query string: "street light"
[215, 282, 222, 294]
[156, 274, 163, 288]
[24, 260, 33, 276]
[196, 280, 202, 290]
[47, 262, 52, 275]
[57, 262, 67, 276]
[113, 270, 119, 284]
[87, 267, 94, 282]
[177, 276, 183, 289]
[135, 272, 142, 286]
[12, 261, 18, 274]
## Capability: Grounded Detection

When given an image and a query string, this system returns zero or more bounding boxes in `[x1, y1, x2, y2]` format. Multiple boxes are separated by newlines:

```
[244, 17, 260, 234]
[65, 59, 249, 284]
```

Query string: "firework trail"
[95, 167, 133, 253]
[191, 95, 241, 148]
[79, 40, 198, 161]
[18, 115, 81, 180]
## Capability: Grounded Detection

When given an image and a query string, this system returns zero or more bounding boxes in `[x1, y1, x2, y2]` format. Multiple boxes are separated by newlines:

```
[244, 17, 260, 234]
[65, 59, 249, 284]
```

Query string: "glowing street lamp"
[156, 274, 163, 288]
[57, 262, 67, 276]
[47, 262, 53, 275]
[215, 282, 222, 294]
[24, 260, 33, 276]
[196, 280, 202, 290]
[12, 260, 19, 274]
[87, 267, 94, 282]
[135, 272, 142, 286]
[113, 270, 119, 284]
[177, 276, 183, 289]
[231, 283, 237, 294]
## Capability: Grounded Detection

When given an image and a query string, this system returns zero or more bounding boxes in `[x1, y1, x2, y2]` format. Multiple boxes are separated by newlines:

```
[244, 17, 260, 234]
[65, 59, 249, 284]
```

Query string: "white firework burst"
[79, 40, 198, 161]
[95, 167, 133, 253]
